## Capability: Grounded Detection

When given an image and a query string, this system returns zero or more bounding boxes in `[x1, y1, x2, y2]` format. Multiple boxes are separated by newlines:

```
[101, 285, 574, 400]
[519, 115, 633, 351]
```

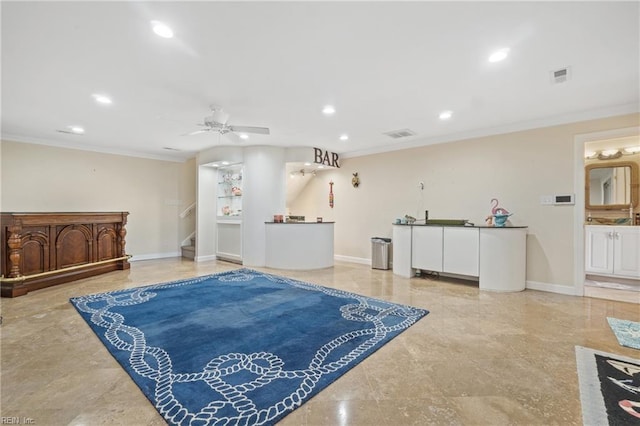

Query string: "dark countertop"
[265, 221, 335, 224]
[392, 223, 528, 229]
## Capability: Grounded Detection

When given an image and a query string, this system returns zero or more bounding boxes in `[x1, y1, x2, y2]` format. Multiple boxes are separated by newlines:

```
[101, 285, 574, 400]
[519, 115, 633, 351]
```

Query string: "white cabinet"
[411, 226, 443, 272]
[585, 226, 640, 279]
[392, 225, 414, 278]
[443, 227, 479, 276]
[479, 228, 527, 292]
[411, 226, 479, 277]
[393, 224, 527, 292]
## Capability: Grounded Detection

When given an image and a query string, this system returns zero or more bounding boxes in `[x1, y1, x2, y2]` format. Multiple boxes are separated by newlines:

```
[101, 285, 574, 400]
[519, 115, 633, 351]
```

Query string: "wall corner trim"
[526, 280, 579, 296]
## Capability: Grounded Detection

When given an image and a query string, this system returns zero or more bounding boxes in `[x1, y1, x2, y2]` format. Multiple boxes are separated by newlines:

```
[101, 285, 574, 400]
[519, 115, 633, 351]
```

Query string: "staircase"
[181, 236, 195, 260]
[180, 202, 196, 260]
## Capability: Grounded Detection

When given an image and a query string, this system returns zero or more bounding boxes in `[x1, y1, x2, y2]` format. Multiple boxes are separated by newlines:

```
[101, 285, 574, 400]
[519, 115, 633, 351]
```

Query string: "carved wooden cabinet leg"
[117, 222, 130, 270]
[7, 225, 23, 278]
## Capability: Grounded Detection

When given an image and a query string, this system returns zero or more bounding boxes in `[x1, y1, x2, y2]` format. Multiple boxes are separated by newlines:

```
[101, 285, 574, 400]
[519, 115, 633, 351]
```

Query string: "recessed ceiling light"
[322, 105, 335, 115]
[317, 165, 325, 169]
[92, 94, 112, 104]
[439, 110, 453, 120]
[304, 162, 311, 166]
[624, 146, 640, 154]
[221, 161, 230, 165]
[68, 126, 85, 134]
[151, 21, 174, 38]
[339, 134, 349, 141]
[488, 48, 509, 63]
[239, 134, 249, 140]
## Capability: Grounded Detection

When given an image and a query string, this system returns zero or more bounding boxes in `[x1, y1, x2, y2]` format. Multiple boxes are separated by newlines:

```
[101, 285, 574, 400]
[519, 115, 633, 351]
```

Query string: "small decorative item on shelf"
[489, 198, 512, 227]
[222, 206, 231, 216]
[493, 213, 512, 227]
[231, 186, 242, 196]
[273, 215, 284, 223]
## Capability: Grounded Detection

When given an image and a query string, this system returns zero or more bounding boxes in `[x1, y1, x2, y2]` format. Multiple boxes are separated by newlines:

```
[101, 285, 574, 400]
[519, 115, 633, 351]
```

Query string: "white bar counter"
[265, 222, 334, 270]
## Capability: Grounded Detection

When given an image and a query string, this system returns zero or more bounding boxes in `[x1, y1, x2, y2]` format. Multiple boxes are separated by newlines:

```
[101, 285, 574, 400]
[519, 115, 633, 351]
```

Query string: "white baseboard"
[526, 280, 579, 296]
[129, 251, 181, 262]
[334, 255, 371, 265]
[195, 255, 217, 262]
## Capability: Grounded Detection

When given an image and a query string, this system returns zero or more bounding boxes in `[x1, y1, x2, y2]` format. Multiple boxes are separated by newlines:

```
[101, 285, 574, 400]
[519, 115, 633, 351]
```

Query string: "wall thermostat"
[553, 194, 575, 205]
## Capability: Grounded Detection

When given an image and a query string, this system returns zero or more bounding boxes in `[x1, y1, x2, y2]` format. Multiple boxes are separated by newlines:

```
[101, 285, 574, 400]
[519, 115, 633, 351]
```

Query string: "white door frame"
[573, 126, 639, 296]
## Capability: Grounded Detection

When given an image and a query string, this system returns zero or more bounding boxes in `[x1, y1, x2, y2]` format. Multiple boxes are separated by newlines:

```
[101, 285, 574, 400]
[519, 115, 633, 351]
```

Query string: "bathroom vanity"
[584, 225, 640, 279]
[392, 224, 528, 292]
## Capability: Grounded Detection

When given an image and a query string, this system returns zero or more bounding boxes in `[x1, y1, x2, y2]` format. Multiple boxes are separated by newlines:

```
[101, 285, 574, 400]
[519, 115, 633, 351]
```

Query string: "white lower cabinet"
[443, 227, 479, 276]
[394, 224, 527, 291]
[411, 226, 443, 272]
[411, 226, 479, 276]
[585, 225, 640, 279]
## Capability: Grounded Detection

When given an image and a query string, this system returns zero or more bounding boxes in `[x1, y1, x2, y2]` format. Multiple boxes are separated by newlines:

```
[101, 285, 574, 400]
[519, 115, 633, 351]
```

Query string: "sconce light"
[289, 169, 317, 178]
[598, 149, 622, 160]
[624, 146, 640, 154]
[585, 146, 639, 160]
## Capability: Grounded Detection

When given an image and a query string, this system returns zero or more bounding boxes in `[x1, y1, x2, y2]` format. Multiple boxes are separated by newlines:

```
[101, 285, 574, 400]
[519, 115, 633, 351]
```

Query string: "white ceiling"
[2, 1, 639, 162]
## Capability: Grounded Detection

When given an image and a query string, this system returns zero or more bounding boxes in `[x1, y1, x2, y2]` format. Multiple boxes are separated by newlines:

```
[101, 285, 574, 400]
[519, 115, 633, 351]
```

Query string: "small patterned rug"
[70, 268, 428, 425]
[575, 346, 640, 425]
[608, 317, 640, 350]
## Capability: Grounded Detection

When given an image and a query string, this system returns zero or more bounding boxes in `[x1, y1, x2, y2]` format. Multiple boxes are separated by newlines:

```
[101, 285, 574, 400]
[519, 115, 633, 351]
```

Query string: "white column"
[195, 165, 217, 261]
[242, 146, 286, 266]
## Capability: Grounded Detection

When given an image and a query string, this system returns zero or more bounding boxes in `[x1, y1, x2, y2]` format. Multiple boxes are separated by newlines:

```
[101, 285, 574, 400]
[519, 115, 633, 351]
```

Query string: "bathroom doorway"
[575, 127, 640, 303]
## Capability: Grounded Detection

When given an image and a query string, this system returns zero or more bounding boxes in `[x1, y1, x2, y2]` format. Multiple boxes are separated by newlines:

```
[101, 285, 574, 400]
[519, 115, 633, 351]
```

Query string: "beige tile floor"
[1, 258, 639, 425]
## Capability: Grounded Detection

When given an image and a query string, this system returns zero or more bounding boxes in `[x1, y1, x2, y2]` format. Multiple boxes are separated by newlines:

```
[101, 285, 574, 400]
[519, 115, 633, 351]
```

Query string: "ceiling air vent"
[384, 128, 416, 139]
[551, 67, 571, 84]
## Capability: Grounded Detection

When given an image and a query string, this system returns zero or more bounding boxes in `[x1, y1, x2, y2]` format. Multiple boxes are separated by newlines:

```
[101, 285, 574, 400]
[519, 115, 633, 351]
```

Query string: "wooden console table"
[1, 212, 130, 297]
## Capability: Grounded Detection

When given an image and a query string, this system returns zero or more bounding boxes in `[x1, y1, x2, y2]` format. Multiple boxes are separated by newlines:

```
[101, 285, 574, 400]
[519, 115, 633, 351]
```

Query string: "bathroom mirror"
[585, 161, 639, 210]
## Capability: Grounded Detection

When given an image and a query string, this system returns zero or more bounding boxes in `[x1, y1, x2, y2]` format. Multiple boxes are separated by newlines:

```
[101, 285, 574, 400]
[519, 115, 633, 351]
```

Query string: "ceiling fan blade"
[182, 129, 211, 136]
[228, 125, 270, 135]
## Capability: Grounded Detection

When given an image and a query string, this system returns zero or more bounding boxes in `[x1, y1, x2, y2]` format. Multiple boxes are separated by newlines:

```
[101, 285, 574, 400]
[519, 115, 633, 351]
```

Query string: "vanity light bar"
[586, 146, 640, 159]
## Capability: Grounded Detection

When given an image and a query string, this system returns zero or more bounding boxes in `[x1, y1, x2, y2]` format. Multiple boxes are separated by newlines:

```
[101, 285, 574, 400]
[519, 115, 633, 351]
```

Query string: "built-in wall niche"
[216, 164, 243, 217]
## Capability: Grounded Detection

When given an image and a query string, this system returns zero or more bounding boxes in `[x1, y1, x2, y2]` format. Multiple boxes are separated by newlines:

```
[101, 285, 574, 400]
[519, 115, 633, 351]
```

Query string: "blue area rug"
[70, 268, 428, 425]
[608, 317, 640, 350]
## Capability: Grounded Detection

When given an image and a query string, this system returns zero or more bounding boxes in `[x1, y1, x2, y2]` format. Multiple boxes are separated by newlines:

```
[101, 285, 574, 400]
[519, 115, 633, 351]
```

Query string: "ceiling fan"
[184, 106, 270, 140]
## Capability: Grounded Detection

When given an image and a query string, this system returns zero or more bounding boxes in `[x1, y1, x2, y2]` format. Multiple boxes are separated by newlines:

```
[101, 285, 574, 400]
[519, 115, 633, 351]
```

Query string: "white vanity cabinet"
[585, 225, 640, 279]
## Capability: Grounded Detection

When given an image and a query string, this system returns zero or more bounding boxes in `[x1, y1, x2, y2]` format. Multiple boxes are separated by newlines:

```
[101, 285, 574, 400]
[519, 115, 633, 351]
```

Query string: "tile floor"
[1, 258, 639, 425]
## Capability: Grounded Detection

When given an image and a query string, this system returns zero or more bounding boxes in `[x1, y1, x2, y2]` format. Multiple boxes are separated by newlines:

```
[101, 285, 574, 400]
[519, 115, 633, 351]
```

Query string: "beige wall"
[290, 114, 640, 289]
[0, 140, 195, 259]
